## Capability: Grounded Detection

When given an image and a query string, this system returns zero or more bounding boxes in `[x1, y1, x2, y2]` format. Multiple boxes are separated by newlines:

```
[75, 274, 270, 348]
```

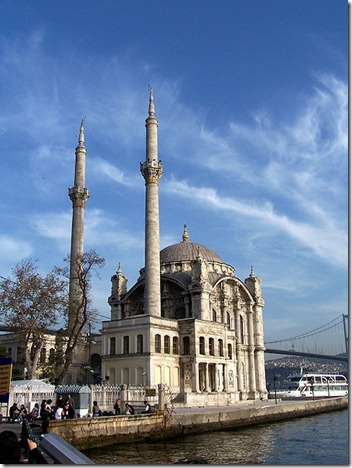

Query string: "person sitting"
[92, 401, 101, 417]
[28, 403, 40, 422]
[9, 402, 20, 422]
[141, 400, 152, 414]
[0, 430, 48, 464]
[18, 404, 28, 423]
[125, 403, 135, 415]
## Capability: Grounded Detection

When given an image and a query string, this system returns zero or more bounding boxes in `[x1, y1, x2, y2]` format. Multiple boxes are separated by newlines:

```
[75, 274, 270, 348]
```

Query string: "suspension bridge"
[264, 314, 348, 362]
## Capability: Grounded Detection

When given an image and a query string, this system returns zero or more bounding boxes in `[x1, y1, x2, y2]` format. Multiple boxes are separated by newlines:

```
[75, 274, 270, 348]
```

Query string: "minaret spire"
[148, 86, 155, 116]
[140, 90, 163, 316]
[68, 120, 89, 330]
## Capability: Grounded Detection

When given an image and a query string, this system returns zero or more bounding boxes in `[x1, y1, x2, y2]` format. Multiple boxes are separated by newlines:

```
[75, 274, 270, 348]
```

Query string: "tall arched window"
[212, 309, 217, 322]
[123, 336, 129, 354]
[209, 338, 215, 356]
[218, 339, 224, 356]
[110, 337, 116, 356]
[164, 335, 170, 354]
[172, 337, 179, 354]
[49, 348, 55, 360]
[199, 336, 205, 355]
[137, 334, 143, 353]
[227, 312, 231, 327]
[182, 336, 190, 355]
[155, 334, 161, 353]
[228, 343, 232, 359]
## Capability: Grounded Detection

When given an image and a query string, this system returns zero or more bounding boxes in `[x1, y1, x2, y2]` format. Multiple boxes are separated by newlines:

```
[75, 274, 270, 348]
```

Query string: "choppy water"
[84, 409, 349, 464]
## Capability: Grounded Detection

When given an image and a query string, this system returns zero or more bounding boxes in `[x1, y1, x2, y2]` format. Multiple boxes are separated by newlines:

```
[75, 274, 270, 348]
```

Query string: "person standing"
[113, 399, 121, 415]
[92, 401, 101, 417]
[64, 394, 75, 419]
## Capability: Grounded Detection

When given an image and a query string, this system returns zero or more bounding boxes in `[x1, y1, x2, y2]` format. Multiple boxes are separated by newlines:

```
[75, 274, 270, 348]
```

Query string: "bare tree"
[54, 249, 105, 384]
[0, 259, 68, 379]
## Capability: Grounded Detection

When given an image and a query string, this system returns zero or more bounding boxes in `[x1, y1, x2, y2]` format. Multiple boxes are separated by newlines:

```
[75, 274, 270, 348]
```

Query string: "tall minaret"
[68, 120, 89, 329]
[140, 89, 163, 316]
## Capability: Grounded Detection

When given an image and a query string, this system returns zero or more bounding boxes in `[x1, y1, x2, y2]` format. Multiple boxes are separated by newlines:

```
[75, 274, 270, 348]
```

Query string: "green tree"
[0, 259, 68, 379]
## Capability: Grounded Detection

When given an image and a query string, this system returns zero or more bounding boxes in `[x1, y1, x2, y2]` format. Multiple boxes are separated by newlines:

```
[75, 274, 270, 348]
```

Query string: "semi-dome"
[160, 226, 224, 264]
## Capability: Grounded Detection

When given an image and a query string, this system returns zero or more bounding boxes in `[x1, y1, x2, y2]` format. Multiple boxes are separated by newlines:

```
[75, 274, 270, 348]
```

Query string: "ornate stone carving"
[140, 160, 163, 184]
[68, 186, 89, 207]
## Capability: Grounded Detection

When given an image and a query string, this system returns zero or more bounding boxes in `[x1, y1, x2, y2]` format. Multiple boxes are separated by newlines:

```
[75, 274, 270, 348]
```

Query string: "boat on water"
[275, 371, 348, 399]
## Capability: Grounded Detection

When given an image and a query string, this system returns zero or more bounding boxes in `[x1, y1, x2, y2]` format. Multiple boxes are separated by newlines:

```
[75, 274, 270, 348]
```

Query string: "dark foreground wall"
[47, 397, 348, 450]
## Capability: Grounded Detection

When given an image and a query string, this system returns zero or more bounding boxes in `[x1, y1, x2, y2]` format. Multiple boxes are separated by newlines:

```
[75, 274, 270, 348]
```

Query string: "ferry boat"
[277, 371, 348, 398]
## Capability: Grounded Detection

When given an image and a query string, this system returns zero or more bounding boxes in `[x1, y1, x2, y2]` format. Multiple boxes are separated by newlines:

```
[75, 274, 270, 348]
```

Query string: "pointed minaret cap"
[78, 119, 85, 146]
[250, 265, 255, 277]
[148, 86, 155, 116]
[182, 224, 189, 242]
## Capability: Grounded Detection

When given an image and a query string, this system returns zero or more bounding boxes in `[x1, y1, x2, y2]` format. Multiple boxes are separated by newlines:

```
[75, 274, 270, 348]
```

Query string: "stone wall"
[47, 412, 165, 450]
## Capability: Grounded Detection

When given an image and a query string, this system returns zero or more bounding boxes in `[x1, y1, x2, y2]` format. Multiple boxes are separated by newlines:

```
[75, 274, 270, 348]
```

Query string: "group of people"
[40, 394, 75, 433]
[92, 399, 152, 417]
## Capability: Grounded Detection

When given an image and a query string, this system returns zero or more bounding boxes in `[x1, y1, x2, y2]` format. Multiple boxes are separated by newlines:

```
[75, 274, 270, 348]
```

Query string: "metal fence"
[2, 383, 161, 416]
[90, 384, 160, 412]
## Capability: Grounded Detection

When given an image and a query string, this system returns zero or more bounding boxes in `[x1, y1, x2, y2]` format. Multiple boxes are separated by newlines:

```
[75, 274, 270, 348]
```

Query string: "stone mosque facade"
[100, 91, 267, 405]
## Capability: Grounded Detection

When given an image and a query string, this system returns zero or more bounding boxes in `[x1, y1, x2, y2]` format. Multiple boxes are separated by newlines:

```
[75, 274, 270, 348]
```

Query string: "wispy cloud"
[166, 179, 347, 268]
[0, 236, 33, 263]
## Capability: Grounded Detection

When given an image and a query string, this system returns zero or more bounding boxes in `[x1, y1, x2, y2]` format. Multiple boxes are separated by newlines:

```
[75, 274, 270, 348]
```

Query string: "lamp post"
[273, 375, 279, 404]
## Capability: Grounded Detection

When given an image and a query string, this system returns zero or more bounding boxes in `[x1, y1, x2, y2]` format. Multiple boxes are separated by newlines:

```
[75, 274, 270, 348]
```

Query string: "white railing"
[6, 383, 56, 414]
[90, 384, 160, 412]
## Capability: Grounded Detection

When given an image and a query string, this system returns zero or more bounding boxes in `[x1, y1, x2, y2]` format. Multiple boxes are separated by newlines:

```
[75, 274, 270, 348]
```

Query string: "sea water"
[84, 409, 349, 465]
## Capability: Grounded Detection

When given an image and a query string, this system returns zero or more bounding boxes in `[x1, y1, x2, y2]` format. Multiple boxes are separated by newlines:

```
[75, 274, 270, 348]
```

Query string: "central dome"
[160, 226, 223, 264]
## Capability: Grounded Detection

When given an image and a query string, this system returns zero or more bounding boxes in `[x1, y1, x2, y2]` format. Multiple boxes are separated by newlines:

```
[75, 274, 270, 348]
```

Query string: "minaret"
[68, 120, 89, 329]
[140, 89, 163, 316]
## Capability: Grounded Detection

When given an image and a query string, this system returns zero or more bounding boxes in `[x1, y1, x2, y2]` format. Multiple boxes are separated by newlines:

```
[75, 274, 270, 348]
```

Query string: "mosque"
[0, 90, 267, 404]
[98, 91, 267, 404]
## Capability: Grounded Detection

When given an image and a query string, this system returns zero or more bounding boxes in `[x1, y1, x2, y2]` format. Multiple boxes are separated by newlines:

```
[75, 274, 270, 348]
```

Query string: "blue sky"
[0, 1, 347, 352]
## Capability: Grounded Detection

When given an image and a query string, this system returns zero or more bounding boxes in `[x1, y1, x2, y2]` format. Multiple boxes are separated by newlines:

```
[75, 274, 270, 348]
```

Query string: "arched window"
[40, 347, 46, 364]
[183, 336, 190, 355]
[155, 334, 161, 353]
[137, 334, 143, 353]
[212, 310, 217, 322]
[123, 336, 129, 354]
[227, 313, 231, 327]
[209, 338, 215, 356]
[164, 335, 170, 354]
[49, 348, 55, 359]
[110, 337, 116, 356]
[172, 337, 179, 354]
[228, 343, 232, 359]
[218, 339, 224, 356]
[199, 336, 205, 355]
